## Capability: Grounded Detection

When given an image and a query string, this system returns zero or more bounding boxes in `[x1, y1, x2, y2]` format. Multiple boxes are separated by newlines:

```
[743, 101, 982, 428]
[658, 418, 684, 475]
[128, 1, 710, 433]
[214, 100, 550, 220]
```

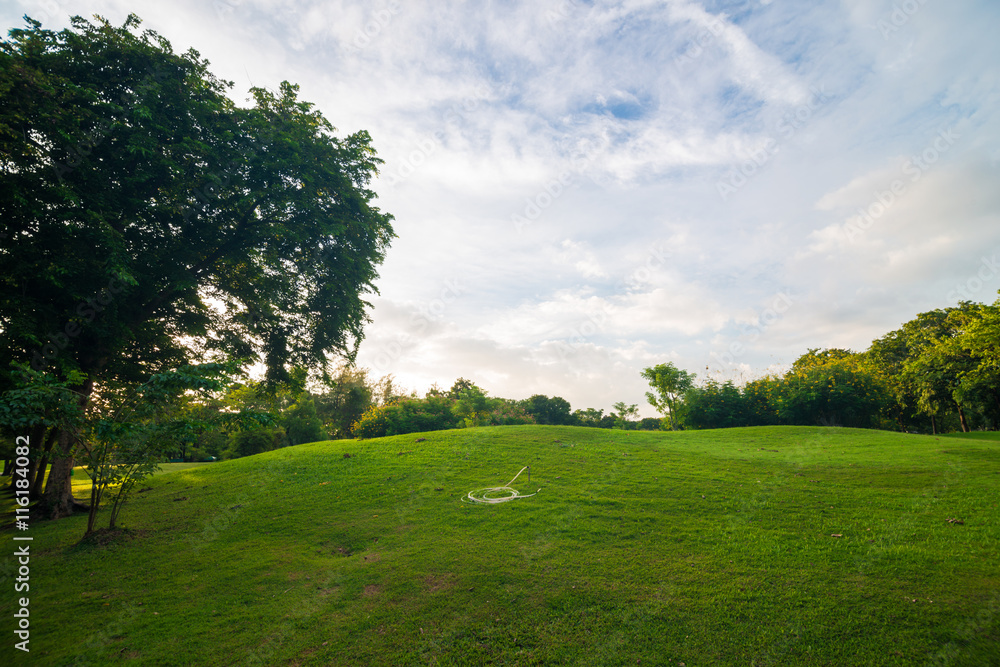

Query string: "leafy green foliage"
[776, 355, 893, 428]
[519, 394, 573, 425]
[0, 13, 394, 516]
[313, 366, 373, 438]
[451, 384, 491, 428]
[280, 393, 326, 446]
[679, 298, 1000, 433]
[572, 407, 604, 427]
[350, 381, 537, 439]
[642, 362, 696, 430]
[612, 401, 639, 430]
[684, 380, 748, 429]
[224, 427, 287, 459]
[0, 364, 86, 435]
[636, 417, 663, 430]
[82, 362, 240, 532]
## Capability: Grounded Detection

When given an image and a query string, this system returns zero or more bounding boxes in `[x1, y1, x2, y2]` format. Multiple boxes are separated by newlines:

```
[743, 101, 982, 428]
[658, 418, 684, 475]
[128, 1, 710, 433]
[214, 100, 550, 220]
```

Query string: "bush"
[637, 417, 663, 430]
[224, 427, 286, 459]
[385, 396, 458, 434]
[482, 399, 536, 426]
[352, 403, 393, 439]
[684, 381, 748, 429]
[776, 362, 892, 428]
[187, 429, 228, 461]
[282, 393, 326, 445]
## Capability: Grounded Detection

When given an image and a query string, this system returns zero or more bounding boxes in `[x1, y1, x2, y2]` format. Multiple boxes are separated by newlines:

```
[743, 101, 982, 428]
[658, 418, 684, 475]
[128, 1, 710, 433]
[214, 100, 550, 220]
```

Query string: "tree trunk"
[30, 456, 49, 500]
[37, 429, 88, 519]
[29, 427, 58, 500]
[930, 414, 936, 435]
[38, 375, 96, 520]
[957, 406, 970, 433]
[86, 471, 102, 535]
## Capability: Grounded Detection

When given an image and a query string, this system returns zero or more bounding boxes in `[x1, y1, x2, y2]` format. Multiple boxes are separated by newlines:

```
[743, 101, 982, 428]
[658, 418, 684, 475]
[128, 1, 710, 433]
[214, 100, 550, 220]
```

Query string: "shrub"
[352, 403, 394, 439]
[637, 417, 663, 430]
[282, 393, 326, 445]
[224, 427, 286, 459]
[684, 380, 748, 429]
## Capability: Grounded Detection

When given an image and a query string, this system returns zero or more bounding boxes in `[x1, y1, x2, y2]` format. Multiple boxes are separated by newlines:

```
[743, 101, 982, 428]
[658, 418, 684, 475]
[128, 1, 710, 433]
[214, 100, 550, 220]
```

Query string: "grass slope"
[944, 432, 1000, 442]
[3, 425, 999, 666]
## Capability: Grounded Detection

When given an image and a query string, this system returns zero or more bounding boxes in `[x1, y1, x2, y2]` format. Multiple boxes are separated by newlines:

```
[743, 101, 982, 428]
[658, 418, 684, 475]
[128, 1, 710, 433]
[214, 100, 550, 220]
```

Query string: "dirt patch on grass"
[424, 573, 456, 594]
[362, 552, 382, 564]
[363, 584, 382, 598]
[72, 528, 149, 550]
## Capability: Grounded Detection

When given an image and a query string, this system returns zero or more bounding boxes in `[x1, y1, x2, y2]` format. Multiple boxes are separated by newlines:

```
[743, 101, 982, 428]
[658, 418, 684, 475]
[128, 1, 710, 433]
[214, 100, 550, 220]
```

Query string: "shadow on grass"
[69, 527, 149, 551]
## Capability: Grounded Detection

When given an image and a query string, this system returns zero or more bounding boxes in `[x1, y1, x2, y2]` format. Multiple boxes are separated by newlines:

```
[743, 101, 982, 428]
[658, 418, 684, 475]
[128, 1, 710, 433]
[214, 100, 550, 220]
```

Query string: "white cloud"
[6, 0, 999, 412]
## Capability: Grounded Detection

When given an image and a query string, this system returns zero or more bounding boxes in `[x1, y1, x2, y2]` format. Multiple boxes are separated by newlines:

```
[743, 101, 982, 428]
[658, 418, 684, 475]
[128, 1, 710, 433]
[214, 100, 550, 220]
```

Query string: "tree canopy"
[0, 14, 394, 517]
[641, 362, 695, 430]
[1, 14, 394, 386]
[678, 297, 1000, 433]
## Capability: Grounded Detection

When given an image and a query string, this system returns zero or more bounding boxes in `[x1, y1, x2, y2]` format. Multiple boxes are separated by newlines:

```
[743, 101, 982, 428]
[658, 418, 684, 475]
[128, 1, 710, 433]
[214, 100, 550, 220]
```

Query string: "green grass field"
[68, 462, 218, 499]
[944, 431, 1000, 442]
[3, 425, 999, 665]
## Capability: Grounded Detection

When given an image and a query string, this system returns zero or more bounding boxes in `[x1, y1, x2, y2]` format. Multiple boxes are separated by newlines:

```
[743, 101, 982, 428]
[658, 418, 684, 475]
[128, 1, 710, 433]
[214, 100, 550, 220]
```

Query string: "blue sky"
[7, 0, 1000, 416]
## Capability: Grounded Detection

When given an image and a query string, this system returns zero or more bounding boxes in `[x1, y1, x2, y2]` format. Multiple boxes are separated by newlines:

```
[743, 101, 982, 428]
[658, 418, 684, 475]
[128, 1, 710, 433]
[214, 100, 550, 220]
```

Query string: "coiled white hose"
[463, 466, 541, 504]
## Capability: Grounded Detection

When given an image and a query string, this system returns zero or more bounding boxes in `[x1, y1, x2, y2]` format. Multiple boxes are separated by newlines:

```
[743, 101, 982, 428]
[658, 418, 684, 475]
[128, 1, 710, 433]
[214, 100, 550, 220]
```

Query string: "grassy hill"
[943, 431, 1000, 442]
[3, 425, 999, 665]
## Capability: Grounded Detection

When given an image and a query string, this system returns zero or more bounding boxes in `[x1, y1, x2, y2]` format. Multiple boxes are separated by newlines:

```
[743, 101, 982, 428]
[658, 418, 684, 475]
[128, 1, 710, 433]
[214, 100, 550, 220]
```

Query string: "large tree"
[0, 15, 394, 518]
[777, 350, 892, 429]
[520, 394, 573, 425]
[641, 362, 695, 430]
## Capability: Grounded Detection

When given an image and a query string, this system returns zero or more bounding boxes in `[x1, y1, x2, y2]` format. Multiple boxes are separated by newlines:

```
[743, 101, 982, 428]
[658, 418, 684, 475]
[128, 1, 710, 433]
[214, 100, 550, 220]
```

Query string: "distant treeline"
[173, 373, 660, 458]
[684, 299, 999, 433]
[131, 297, 1000, 461]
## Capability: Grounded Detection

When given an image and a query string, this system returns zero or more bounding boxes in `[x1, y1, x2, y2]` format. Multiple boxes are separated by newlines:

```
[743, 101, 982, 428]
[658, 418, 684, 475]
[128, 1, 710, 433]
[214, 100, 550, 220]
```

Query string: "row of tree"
[671, 299, 1000, 433]
[5, 295, 996, 537]
[348, 378, 663, 438]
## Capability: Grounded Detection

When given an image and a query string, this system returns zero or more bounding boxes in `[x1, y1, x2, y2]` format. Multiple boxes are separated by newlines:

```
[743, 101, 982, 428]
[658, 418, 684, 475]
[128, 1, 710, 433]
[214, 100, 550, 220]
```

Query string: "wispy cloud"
[7, 0, 998, 415]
